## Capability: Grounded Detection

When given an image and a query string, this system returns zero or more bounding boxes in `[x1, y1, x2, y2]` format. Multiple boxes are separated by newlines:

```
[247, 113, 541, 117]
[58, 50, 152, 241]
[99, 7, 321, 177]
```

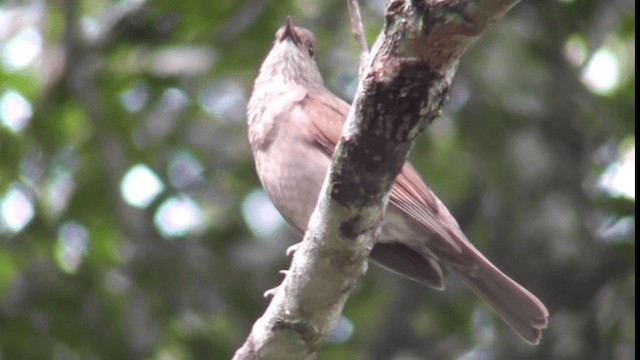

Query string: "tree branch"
[234, 0, 520, 358]
[347, 0, 369, 76]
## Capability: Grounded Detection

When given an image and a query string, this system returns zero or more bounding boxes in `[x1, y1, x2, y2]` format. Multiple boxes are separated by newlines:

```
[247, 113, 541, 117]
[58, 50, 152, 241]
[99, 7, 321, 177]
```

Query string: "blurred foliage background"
[0, 0, 635, 359]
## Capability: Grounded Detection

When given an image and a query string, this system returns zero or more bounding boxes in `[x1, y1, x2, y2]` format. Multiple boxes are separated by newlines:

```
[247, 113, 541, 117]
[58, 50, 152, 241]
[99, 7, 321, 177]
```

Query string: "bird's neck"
[255, 49, 325, 92]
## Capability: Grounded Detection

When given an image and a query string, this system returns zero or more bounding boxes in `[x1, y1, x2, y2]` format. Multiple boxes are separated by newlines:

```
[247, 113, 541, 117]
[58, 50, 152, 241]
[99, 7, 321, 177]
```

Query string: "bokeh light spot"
[46, 170, 76, 218]
[564, 34, 587, 67]
[1, 26, 41, 71]
[326, 316, 354, 344]
[160, 87, 189, 110]
[241, 189, 285, 238]
[168, 150, 204, 189]
[581, 49, 621, 95]
[599, 144, 635, 199]
[0, 89, 32, 133]
[120, 164, 165, 208]
[55, 221, 89, 273]
[0, 184, 34, 234]
[120, 81, 150, 113]
[154, 196, 203, 238]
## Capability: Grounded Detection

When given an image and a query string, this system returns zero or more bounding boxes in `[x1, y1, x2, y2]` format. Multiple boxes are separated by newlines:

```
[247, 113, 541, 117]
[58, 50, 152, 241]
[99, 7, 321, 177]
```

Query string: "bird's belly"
[254, 141, 330, 232]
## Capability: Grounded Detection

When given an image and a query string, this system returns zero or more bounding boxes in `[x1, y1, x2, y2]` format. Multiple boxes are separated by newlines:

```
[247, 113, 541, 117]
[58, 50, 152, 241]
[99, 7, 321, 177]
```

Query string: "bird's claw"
[286, 243, 301, 257]
[262, 270, 290, 298]
[263, 287, 278, 298]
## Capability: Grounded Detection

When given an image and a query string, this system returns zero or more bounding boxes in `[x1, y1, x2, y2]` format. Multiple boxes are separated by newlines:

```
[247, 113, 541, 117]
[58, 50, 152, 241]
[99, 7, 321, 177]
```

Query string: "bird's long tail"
[452, 254, 549, 345]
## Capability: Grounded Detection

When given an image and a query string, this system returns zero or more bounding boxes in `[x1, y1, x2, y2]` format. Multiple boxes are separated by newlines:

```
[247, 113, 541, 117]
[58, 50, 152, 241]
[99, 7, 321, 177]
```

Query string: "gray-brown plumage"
[247, 18, 548, 344]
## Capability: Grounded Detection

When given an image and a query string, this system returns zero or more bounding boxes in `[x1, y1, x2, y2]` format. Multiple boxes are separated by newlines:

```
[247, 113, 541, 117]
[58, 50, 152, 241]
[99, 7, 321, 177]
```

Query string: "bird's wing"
[299, 90, 349, 157]
[300, 90, 465, 258]
[389, 163, 470, 258]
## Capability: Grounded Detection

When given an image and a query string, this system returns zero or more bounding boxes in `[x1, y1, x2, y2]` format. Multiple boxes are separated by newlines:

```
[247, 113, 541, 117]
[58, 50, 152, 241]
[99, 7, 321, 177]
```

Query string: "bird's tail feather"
[453, 256, 549, 345]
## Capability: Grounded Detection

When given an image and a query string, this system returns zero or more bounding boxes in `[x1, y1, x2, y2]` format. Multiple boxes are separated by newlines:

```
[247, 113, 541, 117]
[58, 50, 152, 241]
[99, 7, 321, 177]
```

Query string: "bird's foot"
[286, 243, 301, 257]
[263, 270, 289, 298]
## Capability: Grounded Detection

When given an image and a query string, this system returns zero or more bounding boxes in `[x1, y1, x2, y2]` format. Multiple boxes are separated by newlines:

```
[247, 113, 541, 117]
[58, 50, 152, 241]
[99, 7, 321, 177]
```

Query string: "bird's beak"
[280, 16, 300, 45]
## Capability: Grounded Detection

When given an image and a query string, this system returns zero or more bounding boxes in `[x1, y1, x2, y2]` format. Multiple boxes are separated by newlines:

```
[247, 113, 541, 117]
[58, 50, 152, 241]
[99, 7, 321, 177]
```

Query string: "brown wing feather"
[390, 165, 466, 256]
[299, 90, 451, 288]
[300, 90, 463, 257]
[300, 91, 349, 157]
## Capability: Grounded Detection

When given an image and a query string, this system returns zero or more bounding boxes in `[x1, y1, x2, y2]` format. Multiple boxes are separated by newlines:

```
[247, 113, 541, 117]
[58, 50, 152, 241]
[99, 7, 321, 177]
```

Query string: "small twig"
[347, 0, 368, 54]
[346, 0, 369, 74]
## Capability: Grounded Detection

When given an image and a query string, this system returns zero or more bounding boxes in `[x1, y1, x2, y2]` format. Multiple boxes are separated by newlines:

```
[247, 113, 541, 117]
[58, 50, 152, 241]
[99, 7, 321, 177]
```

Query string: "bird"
[246, 17, 548, 345]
